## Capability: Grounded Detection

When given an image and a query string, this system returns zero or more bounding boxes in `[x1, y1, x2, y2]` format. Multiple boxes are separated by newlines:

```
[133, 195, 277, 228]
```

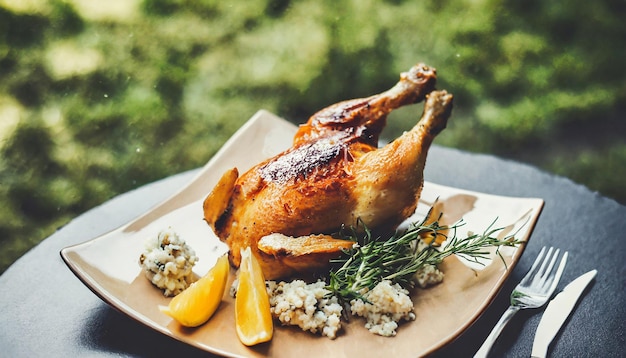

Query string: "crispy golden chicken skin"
[203, 63, 453, 279]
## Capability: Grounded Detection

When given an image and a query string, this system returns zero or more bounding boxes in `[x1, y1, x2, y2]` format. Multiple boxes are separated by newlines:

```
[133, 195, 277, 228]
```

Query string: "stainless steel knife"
[531, 269, 597, 358]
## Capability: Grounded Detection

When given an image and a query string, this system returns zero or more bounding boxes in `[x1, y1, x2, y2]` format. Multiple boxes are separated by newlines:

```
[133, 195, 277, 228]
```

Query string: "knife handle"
[474, 306, 520, 358]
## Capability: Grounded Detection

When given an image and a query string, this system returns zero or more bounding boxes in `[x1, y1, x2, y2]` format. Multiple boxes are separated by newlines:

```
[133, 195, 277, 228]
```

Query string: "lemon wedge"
[159, 254, 229, 327]
[235, 247, 273, 346]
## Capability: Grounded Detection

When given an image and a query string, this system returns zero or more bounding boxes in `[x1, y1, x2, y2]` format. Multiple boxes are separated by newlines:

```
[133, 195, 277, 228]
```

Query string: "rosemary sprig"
[326, 206, 523, 306]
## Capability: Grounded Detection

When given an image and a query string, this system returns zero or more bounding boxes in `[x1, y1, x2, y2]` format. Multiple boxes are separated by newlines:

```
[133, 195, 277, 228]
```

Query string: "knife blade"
[531, 269, 597, 358]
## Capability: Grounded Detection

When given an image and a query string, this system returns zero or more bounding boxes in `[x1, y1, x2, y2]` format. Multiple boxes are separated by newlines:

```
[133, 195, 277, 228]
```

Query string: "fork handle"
[473, 306, 520, 358]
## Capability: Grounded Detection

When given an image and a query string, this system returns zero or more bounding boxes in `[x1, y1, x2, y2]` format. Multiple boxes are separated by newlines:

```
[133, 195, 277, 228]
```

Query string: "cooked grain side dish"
[139, 228, 198, 296]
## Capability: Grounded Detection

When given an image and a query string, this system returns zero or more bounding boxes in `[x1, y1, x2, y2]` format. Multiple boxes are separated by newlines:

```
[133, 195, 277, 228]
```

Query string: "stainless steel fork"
[473, 246, 568, 358]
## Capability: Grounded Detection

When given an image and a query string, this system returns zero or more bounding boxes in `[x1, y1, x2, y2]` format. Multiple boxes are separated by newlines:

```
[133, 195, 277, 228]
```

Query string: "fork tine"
[545, 251, 568, 294]
[536, 247, 555, 279]
[534, 248, 559, 288]
[542, 248, 559, 279]
[520, 246, 547, 285]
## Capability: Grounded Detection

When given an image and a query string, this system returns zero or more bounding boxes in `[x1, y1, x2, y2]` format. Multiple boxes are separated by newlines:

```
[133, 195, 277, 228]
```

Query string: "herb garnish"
[326, 204, 523, 306]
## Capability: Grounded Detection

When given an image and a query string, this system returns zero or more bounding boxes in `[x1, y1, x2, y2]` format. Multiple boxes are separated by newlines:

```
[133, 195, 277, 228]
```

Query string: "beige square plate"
[61, 110, 544, 357]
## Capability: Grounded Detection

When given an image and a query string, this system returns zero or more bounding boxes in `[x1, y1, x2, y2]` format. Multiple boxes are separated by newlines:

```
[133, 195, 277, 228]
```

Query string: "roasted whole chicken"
[203, 63, 453, 279]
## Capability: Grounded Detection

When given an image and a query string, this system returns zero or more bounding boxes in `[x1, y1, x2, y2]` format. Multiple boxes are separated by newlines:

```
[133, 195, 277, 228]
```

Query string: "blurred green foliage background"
[1, 0, 624, 273]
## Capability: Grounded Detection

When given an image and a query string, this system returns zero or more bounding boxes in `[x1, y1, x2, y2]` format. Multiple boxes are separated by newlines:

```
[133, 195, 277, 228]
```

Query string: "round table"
[1, 145, 624, 357]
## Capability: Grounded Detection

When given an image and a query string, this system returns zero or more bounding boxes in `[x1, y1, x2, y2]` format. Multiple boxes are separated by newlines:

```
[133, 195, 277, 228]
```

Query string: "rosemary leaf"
[326, 206, 523, 306]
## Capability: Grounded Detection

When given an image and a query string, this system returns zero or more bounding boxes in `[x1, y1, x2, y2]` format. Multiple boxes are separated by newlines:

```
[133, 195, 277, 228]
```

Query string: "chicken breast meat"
[203, 63, 453, 279]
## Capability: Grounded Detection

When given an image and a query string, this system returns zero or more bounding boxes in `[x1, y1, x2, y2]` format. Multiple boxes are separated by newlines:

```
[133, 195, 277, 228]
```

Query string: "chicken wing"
[203, 63, 453, 279]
